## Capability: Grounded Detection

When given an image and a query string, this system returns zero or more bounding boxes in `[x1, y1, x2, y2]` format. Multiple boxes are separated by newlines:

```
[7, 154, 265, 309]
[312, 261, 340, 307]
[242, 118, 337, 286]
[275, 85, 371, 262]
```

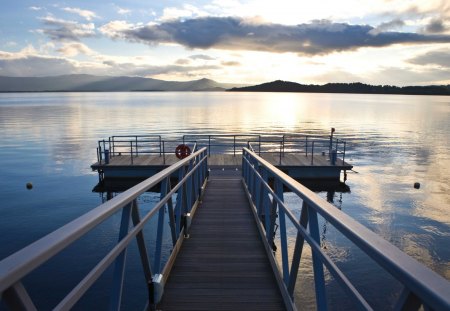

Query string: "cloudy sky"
[1, 0, 449, 85]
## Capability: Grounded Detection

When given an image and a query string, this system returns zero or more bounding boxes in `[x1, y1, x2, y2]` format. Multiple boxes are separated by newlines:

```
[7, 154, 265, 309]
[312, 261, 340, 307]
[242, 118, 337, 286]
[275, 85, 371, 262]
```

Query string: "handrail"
[0, 147, 209, 310]
[241, 147, 450, 311]
[97, 133, 348, 166]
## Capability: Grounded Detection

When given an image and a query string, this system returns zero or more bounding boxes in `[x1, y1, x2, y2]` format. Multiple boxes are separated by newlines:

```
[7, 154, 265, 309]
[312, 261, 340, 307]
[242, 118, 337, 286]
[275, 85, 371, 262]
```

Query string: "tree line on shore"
[228, 80, 450, 96]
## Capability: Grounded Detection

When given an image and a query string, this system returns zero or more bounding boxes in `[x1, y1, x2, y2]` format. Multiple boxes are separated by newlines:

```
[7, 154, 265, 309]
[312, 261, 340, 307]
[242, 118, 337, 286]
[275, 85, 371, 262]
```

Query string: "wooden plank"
[158, 173, 286, 310]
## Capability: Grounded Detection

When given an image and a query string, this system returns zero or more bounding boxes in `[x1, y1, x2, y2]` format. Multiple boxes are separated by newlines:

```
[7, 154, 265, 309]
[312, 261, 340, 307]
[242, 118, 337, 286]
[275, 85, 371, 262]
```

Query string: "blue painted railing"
[242, 147, 450, 311]
[0, 148, 208, 310]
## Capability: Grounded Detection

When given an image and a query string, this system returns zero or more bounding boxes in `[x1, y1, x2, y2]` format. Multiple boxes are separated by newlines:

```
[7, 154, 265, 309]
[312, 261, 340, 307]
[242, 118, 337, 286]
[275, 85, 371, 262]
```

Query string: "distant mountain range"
[1, 75, 449, 95]
[0, 75, 244, 92]
[228, 80, 450, 95]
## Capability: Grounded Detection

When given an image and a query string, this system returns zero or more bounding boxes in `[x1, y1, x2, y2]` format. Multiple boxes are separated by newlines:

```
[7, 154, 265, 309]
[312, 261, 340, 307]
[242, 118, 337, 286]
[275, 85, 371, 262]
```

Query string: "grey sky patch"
[102, 17, 450, 55]
[39, 16, 96, 42]
[409, 49, 450, 68]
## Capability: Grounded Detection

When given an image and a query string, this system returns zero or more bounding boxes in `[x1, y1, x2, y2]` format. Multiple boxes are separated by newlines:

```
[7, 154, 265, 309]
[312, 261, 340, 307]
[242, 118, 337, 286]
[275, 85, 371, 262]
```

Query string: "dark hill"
[228, 80, 450, 96]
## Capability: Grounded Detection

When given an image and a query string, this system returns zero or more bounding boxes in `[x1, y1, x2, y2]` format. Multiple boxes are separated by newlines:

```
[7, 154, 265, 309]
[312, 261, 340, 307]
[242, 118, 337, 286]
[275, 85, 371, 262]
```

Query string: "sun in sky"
[0, 0, 449, 85]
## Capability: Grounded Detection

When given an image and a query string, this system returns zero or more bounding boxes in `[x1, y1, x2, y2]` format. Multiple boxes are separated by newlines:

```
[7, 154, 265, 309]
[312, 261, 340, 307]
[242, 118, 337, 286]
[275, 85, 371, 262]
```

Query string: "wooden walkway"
[92, 153, 349, 168]
[158, 169, 286, 310]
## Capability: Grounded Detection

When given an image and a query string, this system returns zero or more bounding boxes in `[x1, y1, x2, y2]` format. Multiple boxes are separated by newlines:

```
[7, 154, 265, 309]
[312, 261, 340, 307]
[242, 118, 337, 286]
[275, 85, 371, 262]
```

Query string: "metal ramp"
[158, 169, 286, 310]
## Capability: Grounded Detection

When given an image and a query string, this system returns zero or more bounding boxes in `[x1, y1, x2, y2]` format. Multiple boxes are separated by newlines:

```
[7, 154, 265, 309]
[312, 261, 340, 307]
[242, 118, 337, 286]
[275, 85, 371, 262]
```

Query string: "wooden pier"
[158, 169, 287, 310]
[91, 133, 352, 180]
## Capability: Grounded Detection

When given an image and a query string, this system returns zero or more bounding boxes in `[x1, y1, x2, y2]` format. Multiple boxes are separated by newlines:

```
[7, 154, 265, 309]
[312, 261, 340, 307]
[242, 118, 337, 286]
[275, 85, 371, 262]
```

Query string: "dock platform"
[91, 133, 352, 180]
[91, 153, 352, 180]
[158, 169, 286, 310]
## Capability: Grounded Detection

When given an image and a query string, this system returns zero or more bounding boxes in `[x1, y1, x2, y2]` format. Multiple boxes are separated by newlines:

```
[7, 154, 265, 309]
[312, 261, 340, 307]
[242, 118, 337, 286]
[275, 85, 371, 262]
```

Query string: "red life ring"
[175, 144, 191, 159]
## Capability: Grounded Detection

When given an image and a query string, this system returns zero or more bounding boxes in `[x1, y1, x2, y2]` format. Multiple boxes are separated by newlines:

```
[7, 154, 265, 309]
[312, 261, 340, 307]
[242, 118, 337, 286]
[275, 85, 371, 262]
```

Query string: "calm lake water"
[0, 92, 449, 310]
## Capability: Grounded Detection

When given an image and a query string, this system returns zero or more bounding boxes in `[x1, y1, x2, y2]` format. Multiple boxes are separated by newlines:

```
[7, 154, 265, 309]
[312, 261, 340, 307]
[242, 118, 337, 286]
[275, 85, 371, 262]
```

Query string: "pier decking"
[91, 133, 352, 180]
[158, 169, 286, 310]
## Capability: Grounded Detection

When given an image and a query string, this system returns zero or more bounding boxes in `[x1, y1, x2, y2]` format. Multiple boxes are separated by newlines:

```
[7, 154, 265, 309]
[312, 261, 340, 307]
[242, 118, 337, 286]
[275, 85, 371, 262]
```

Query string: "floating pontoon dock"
[91, 133, 353, 181]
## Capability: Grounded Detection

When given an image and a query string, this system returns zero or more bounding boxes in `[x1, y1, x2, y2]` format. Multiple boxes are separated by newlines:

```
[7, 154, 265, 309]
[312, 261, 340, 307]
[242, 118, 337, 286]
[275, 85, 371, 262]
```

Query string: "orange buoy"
[175, 144, 191, 159]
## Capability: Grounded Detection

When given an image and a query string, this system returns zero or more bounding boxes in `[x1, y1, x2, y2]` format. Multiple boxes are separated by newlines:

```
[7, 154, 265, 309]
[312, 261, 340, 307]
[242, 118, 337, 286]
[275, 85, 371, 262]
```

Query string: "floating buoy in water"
[414, 182, 420, 189]
[26, 182, 33, 190]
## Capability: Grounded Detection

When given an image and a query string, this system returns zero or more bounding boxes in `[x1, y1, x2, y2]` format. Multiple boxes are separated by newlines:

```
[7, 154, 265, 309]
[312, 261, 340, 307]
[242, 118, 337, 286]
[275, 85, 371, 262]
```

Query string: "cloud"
[57, 42, 95, 57]
[409, 49, 450, 68]
[369, 66, 450, 85]
[0, 52, 78, 76]
[29, 6, 43, 11]
[175, 58, 190, 65]
[422, 18, 449, 34]
[0, 47, 220, 78]
[5, 41, 17, 47]
[189, 54, 215, 60]
[221, 61, 240, 66]
[100, 17, 450, 55]
[369, 19, 405, 35]
[159, 4, 207, 22]
[62, 7, 98, 21]
[39, 16, 96, 41]
[101, 59, 220, 76]
[117, 7, 131, 15]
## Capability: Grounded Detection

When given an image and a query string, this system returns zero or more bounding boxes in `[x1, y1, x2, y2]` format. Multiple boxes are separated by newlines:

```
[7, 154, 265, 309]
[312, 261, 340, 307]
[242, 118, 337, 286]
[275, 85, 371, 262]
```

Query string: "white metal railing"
[242, 147, 450, 311]
[0, 148, 208, 310]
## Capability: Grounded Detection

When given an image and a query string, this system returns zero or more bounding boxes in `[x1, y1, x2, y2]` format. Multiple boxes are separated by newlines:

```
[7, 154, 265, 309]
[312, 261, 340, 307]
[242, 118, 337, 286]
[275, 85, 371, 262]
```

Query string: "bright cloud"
[57, 42, 95, 57]
[62, 7, 98, 21]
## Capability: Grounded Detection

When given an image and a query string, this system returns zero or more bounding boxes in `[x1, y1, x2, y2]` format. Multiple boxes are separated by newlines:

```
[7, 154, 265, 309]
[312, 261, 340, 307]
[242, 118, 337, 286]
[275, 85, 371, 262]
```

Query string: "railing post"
[308, 207, 327, 310]
[108, 137, 112, 157]
[208, 135, 211, 156]
[175, 168, 185, 236]
[288, 201, 309, 297]
[2, 282, 37, 311]
[109, 203, 132, 311]
[162, 141, 165, 165]
[112, 137, 115, 157]
[261, 168, 271, 241]
[275, 179, 289, 285]
[154, 178, 168, 274]
[187, 160, 193, 211]
[130, 141, 134, 165]
[311, 141, 315, 165]
[343, 141, 346, 163]
[159, 136, 162, 156]
[306, 136, 308, 157]
[136, 136, 139, 157]
[279, 141, 282, 165]
[259, 135, 261, 156]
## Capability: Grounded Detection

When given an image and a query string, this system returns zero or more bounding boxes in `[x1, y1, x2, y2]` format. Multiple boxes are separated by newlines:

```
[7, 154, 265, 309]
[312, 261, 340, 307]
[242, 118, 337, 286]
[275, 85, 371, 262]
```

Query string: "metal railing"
[241, 147, 450, 311]
[96, 133, 347, 167]
[248, 135, 346, 166]
[0, 148, 208, 310]
[97, 136, 197, 165]
[182, 134, 260, 156]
